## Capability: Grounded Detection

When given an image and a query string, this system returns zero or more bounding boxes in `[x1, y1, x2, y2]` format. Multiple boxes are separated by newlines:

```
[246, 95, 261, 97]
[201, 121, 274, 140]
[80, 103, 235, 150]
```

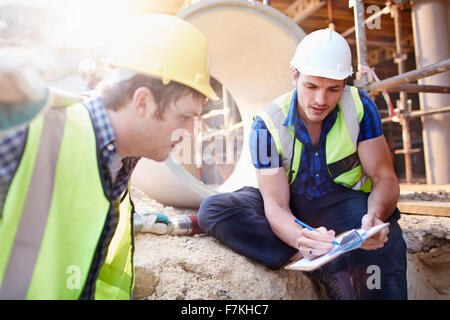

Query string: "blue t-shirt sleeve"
[249, 116, 282, 169]
[358, 90, 383, 142]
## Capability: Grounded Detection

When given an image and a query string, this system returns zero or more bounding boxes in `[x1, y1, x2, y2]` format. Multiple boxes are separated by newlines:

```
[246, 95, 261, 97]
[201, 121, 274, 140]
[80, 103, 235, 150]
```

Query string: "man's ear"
[132, 86, 156, 118]
[291, 68, 299, 86]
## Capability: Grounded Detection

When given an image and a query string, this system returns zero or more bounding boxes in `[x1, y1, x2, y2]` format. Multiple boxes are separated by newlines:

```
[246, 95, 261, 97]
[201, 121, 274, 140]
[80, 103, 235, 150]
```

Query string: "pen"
[294, 218, 340, 246]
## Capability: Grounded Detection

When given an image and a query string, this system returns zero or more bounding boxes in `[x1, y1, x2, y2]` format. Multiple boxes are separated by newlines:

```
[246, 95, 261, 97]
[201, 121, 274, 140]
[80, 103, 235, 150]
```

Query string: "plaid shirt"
[83, 96, 140, 202]
[0, 128, 27, 216]
[250, 89, 382, 200]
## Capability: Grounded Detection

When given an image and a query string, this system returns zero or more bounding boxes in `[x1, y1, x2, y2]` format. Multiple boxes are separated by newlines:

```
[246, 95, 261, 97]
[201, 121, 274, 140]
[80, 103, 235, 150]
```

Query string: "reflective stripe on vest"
[257, 86, 372, 193]
[0, 104, 134, 299]
[257, 91, 303, 183]
[0, 109, 66, 299]
[95, 186, 134, 300]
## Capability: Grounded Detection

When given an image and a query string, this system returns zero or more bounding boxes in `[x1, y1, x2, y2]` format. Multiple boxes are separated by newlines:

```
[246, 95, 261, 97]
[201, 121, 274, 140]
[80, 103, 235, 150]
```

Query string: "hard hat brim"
[200, 84, 219, 101]
[297, 65, 352, 81]
[172, 73, 219, 101]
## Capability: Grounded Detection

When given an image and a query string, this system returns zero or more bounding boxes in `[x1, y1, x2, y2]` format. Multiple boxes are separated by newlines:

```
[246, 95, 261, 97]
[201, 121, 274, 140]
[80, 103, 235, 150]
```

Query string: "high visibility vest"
[257, 85, 372, 193]
[0, 103, 134, 299]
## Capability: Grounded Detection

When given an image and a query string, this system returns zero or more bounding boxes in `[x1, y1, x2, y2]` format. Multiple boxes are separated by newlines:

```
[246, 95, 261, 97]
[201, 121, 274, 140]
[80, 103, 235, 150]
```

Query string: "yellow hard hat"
[106, 14, 218, 100]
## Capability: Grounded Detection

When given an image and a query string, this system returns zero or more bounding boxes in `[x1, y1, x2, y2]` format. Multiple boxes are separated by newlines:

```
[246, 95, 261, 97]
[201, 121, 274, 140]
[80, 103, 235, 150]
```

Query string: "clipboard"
[285, 222, 390, 272]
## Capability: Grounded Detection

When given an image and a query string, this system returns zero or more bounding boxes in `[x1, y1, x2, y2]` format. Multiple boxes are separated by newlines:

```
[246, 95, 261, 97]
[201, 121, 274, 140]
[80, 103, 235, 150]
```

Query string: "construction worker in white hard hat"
[198, 28, 407, 300]
[0, 14, 217, 300]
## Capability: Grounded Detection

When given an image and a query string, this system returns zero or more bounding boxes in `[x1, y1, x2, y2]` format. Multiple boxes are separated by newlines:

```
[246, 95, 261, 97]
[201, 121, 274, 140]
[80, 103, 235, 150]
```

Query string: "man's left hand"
[360, 214, 389, 250]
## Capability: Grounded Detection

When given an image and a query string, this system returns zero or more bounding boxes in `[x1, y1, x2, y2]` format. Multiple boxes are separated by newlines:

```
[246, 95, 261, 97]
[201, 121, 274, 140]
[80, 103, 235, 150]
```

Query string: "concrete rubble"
[400, 214, 450, 299]
[131, 187, 450, 300]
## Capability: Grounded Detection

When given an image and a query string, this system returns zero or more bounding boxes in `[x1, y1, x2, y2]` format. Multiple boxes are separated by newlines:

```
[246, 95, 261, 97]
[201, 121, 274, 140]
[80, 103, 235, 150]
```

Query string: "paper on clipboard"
[285, 222, 390, 272]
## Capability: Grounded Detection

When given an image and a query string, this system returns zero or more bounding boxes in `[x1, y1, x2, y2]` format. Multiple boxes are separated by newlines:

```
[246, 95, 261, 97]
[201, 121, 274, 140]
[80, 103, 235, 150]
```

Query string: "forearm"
[367, 175, 399, 221]
[264, 203, 302, 249]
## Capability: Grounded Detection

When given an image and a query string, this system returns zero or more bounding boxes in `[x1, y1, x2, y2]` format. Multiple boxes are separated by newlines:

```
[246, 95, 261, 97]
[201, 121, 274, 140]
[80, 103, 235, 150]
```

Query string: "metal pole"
[386, 84, 450, 94]
[353, 0, 369, 88]
[195, 116, 203, 181]
[408, 105, 450, 120]
[382, 105, 450, 122]
[223, 86, 234, 170]
[342, 5, 390, 38]
[327, 0, 335, 30]
[393, 3, 413, 183]
[369, 58, 450, 94]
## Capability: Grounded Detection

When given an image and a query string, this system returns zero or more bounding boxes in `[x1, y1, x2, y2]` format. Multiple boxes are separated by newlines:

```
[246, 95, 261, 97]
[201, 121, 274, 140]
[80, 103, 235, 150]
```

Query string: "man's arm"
[257, 168, 298, 248]
[257, 168, 336, 259]
[358, 135, 399, 250]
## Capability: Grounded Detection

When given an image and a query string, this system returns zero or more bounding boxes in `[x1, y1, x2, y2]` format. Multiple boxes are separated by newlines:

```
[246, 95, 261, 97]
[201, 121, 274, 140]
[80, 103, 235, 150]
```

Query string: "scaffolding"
[195, 86, 244, 183]
[344, 0, 450, 184]
[191, 0, 450, 184]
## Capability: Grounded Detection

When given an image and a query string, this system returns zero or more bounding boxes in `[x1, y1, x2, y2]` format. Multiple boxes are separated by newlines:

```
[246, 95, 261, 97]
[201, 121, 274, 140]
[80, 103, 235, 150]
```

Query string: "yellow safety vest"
[0, 103, 134, 299]
[257, 85, 372, 193]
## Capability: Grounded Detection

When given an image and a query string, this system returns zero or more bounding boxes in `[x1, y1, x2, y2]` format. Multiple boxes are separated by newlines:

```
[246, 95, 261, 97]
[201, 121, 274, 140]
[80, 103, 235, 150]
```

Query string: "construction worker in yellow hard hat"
[0, 14, 217, 300]
[198, 28, 407, 300]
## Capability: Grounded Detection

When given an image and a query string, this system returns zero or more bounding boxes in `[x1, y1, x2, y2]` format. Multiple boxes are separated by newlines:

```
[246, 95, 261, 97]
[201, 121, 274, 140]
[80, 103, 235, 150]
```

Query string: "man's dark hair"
[99, 73, 206, 119]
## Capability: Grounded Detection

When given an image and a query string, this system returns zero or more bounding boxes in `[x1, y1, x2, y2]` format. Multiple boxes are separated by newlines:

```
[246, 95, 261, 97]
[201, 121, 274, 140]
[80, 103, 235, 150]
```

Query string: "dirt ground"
[400, 190, 449, 202]
[131, 187, 450, 300]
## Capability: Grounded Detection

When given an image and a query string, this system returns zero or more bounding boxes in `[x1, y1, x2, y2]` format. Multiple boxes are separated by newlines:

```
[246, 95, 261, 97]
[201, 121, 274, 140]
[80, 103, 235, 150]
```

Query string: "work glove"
[134, 209, 169, 235]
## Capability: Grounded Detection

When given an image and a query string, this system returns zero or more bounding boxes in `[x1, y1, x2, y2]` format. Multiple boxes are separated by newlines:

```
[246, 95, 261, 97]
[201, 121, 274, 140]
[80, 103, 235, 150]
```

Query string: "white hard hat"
[291, 28, 353, 80]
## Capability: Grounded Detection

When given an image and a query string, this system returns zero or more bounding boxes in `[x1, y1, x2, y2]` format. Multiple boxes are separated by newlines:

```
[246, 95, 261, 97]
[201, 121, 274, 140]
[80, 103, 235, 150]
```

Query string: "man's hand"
[357, 135, 398, 251]
[360, 214, 389, 250]
[0, 73, 30, 103]
[297, 226, 337, 259]
[0, 47, 49, 104]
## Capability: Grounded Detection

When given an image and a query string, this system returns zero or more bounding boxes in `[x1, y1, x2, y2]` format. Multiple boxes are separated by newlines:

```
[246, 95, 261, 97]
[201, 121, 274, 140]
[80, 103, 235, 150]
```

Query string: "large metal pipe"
[412, 0, 450, 184]
[131, 0, 305, 207]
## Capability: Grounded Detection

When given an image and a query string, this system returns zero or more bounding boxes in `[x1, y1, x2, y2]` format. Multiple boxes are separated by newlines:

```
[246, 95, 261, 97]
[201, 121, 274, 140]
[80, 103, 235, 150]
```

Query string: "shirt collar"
[83, 96, 118, 166]
[283, 89, 297, 127]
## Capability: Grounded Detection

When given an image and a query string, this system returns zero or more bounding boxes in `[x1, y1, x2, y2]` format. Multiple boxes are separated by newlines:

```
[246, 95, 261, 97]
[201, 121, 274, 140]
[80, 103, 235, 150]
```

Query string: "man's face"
[132, 89, 204, 162]
[293, 71, 345, 125]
